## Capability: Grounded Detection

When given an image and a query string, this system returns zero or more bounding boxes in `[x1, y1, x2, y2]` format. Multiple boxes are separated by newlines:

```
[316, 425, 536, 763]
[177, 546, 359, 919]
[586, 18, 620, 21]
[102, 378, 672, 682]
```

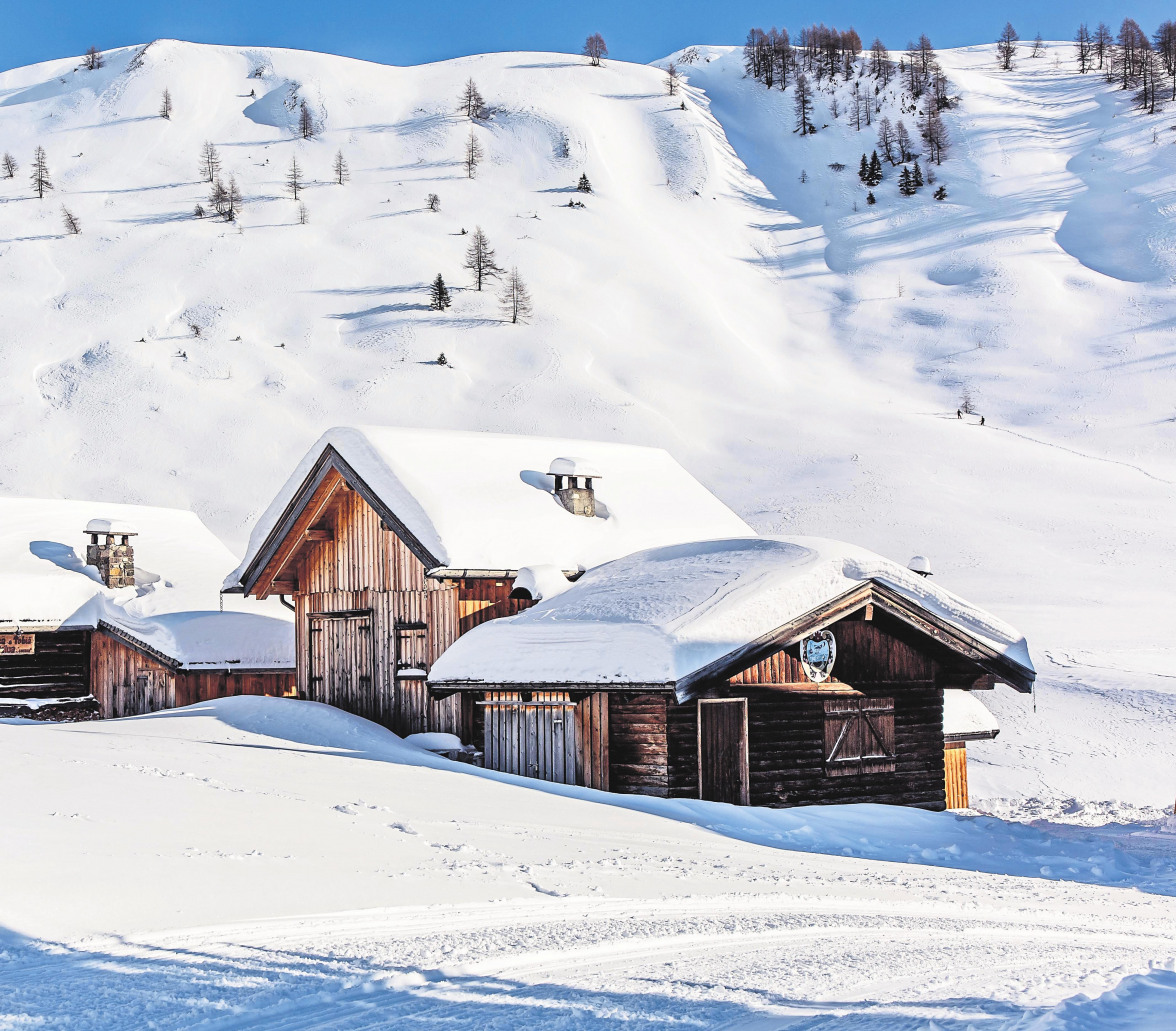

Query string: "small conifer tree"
[577, 173, 592, 193]
[867, 150, 883, 185]
[866, 191, 876, 204]
[898, 166, 916, 197]
[934, 184, 947, 200]
[430, 273, 452, 310]
[913, 159, 924, 188]
[858, 154, 870, 184]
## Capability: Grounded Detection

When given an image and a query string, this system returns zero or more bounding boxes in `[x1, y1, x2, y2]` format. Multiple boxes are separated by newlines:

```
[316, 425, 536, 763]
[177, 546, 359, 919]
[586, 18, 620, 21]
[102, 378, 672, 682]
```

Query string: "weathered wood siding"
[91, 631, 175, 717]
[0, 629, 90, 704]
[92, 631, 293, 717]
[457, 579, 532, 635]
[175, 670, 295, 707]
[291, 486, 467, 736]
[575, 692, 610, 791]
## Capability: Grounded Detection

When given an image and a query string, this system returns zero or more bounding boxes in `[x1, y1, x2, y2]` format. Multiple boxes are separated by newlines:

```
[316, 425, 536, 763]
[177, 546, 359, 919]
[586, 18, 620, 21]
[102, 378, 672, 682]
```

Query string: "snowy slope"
[0, 40, 1174, 806]
[1, 698, 1174, 1028]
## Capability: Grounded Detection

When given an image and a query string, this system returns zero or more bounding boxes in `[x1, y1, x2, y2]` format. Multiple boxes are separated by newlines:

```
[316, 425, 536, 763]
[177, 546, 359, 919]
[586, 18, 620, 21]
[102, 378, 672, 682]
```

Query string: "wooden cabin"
[0, 500, 294, 720]
[226, 426, 756, 737]
[429, 538, 1035, 810]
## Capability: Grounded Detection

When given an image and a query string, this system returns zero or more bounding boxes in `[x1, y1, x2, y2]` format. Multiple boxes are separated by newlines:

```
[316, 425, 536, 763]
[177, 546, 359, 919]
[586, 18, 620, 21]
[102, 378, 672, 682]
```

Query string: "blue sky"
[5, 3, 1170, 72]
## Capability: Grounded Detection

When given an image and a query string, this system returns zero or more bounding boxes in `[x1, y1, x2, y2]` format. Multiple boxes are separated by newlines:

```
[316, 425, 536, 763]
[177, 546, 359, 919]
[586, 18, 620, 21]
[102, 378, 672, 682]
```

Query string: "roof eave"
[238, 445, 441, 597]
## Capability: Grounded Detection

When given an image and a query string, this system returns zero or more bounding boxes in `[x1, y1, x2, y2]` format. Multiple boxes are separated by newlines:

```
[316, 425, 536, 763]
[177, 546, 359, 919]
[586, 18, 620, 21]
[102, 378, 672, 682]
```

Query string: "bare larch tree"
[30, 146, 51, 199]
[159, 88, 173, 119]
[84, 46, 103, 70]
[665, 62, 680, 96]
[298, 100, 316, 140]
[460, 78, 485, 118]
[2, 153, 16, 178]
[793, 72, 813, 134]
[463, 226, 503, 291]
[996, 23, 1020, 71]
[333, 149, 349, 185]
[200, 141, 220, 183]
[500, 267, 533, 324]
[464, 128, 483, 178]
[61, 206, 81, 234]
[287, 155, 304, 200]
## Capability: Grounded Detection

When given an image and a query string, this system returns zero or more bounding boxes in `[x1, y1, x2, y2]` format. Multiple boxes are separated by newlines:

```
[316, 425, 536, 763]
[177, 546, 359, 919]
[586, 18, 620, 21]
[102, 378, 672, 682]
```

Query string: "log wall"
[608, 693, 671, 796]
[0, 629, 90, 704]
[666, 617, 948, 809]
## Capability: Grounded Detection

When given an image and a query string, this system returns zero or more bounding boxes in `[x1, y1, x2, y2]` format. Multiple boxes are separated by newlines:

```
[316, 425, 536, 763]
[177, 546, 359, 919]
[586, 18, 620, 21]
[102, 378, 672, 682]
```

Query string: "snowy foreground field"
[2, 698, 1175, 1029]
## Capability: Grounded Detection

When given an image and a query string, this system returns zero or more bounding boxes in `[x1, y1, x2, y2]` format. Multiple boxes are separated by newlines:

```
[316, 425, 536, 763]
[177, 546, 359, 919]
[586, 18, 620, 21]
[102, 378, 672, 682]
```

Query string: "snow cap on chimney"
[547, 457, 601, 518]
[907, 555, 933, 577]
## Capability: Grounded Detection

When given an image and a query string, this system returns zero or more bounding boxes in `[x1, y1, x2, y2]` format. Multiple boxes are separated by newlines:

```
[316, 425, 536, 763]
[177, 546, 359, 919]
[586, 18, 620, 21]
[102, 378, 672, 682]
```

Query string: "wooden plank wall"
[175, 670, 295, 707]
[608, 693, 670, 796]
[293, 488, 467, 736]
[944, 741, 969, 809]
[575, 692, 610, 791]
[91, 631, 175, 717]
[0, 629, 90, 702]
[457, 579, 533, 635]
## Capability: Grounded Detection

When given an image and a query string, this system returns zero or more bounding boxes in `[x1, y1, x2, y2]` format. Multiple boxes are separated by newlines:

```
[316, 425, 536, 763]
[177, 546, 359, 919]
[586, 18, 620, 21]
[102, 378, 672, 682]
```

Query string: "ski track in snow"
[2, 700, 1175, 1029]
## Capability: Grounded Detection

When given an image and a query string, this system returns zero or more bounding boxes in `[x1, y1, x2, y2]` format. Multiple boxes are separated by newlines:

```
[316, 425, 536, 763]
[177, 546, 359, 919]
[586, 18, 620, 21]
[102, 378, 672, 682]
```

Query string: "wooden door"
[482, 694, 578, 784]
[308, 613, 373, 718]
[698, 698, 749, 805]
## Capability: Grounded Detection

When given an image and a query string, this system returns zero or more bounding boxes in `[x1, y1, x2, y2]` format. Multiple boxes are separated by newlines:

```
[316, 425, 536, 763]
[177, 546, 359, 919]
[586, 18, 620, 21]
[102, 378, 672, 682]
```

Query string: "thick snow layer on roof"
[429, 537, 1034, 690]
[0, 498, 293, 669]
[227, 426, 754, 586]
[943, 690, 1000, 740]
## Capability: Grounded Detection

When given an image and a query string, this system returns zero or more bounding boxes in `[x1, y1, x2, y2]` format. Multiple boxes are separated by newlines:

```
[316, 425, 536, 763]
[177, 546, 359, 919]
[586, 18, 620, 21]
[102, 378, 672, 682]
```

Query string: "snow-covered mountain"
[1, 39, 1173, 805]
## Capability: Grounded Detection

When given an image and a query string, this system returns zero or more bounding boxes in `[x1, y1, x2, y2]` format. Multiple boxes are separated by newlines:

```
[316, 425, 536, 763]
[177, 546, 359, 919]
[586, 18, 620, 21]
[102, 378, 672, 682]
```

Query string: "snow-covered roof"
[228, 426, 755, 588]
[943, 690, 1000, 741]
[429, 536, 1035, 696]
[0, 498, 293, 670]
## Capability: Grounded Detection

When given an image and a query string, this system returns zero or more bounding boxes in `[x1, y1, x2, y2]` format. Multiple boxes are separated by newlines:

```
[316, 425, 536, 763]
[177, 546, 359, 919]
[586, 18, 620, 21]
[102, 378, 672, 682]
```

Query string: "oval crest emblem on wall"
[800, 630, 837, 683]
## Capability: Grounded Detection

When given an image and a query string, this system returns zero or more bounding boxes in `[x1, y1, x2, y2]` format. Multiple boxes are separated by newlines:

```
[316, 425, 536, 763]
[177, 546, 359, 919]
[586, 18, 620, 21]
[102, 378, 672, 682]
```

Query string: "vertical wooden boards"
[480, 693, 577, 784]
[944, 741, 969, 809]
[307, 612, 374, 722]
[697, 698, 750, 805]
[574, 692, 610, 790]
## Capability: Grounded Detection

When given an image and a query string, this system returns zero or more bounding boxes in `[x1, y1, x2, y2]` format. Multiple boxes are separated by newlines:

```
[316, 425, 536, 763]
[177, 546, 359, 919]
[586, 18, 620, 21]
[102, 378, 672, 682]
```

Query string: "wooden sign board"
[0, 633, 35, 656]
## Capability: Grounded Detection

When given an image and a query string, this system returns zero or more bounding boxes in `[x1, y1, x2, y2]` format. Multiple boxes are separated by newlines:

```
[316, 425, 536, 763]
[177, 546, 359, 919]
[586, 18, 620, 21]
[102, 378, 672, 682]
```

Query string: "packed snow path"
[1, 699, 1173, 1028]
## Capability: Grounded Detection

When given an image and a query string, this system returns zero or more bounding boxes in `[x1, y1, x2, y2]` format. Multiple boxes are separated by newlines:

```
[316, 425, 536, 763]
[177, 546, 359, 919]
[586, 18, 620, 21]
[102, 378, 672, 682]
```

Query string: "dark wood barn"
[429, 544, 1035, 811]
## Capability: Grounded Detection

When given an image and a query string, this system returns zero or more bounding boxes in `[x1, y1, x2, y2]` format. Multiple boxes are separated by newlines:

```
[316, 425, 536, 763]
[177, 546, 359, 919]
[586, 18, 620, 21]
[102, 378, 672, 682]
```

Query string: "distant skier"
[980, 416, 985, 426]
[956, 409, 962, 419]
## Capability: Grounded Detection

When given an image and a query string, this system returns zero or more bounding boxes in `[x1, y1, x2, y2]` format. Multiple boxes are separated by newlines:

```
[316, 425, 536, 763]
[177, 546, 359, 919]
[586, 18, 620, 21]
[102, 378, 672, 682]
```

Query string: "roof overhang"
[237, 445, 441, 598]
[676, 580, 1035, 700]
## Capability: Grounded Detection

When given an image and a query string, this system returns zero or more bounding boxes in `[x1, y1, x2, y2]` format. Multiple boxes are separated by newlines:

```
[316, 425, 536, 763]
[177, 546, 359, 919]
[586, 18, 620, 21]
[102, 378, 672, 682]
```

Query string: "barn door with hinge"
[308, 612, 373, 718]
[823, 696, 896, 776]
[480, 693, 578, 784]
[698, 698, 750, 805]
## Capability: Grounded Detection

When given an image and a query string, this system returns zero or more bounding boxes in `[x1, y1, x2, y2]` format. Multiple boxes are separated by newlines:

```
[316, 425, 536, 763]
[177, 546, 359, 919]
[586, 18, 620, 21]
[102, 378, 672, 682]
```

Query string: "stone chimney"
[86, 519, 137, 588]
[548, 457, 602, 518]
